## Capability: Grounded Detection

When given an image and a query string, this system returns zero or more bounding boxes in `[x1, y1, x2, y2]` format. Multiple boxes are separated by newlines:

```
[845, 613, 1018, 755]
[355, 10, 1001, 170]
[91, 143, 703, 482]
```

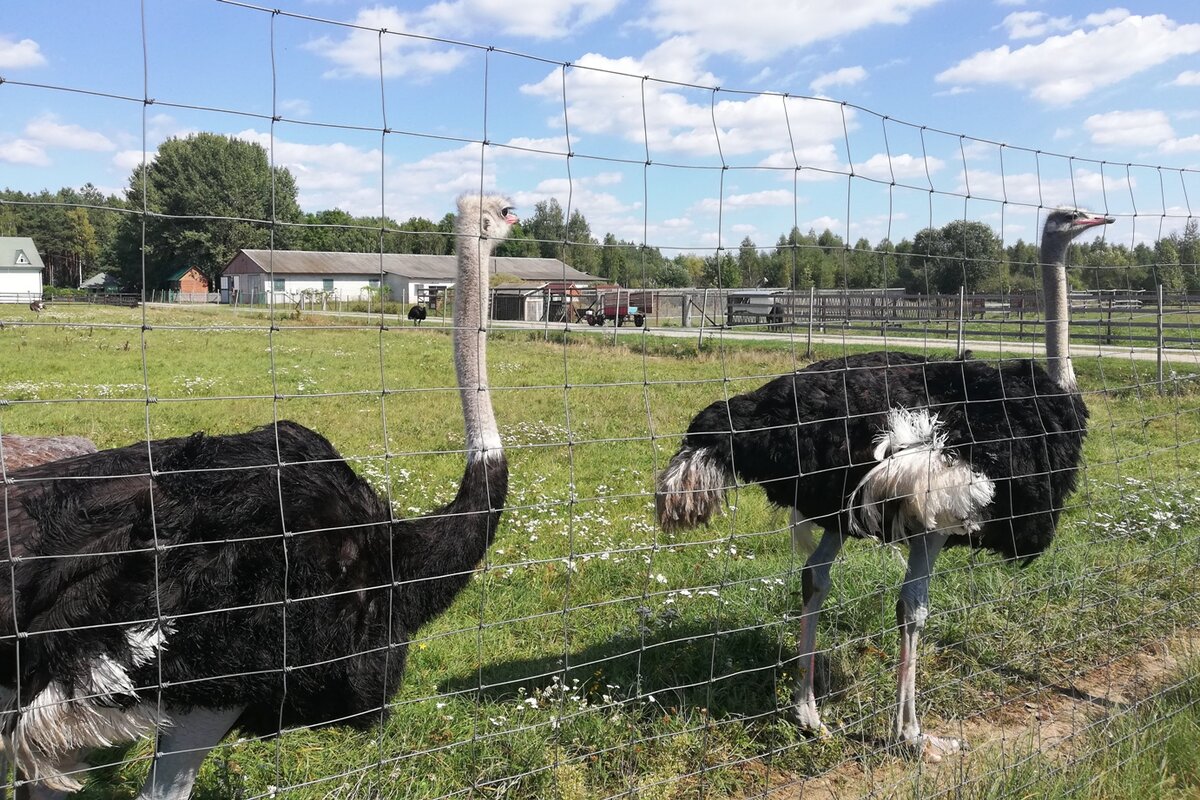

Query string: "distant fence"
[0, 292, 141, 307]
[488, 286, 1199, 349]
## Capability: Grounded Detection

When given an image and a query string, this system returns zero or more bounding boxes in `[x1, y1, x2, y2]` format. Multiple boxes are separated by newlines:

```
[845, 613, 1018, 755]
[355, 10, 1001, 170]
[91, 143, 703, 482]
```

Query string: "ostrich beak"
[1074, 212, 1115, 228]
[504, 211, 518, 225]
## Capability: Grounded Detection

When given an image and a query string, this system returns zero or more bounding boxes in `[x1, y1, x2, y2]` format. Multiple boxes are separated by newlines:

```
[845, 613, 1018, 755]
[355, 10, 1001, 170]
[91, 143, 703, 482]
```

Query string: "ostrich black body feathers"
[672, 351, 1087, 560]
[1, 420, 506, 736]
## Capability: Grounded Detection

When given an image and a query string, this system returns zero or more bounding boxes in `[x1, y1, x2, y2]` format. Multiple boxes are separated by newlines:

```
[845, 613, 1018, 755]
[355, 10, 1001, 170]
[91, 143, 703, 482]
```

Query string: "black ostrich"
[656, 208, 1110, 760]
[27, 301, 44, 314]
[407, 303, 428, 325]
[0, 194, 517, 798]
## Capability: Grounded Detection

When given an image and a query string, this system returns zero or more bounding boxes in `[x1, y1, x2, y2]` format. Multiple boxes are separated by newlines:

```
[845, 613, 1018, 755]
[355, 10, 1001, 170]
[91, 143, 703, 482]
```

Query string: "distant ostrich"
[1, 434, 96, 473]
[407, 303, 428, 325]
[27, 301, 44, 314]
[656, 208, 1110, 759]
[0, 194, 517, 798]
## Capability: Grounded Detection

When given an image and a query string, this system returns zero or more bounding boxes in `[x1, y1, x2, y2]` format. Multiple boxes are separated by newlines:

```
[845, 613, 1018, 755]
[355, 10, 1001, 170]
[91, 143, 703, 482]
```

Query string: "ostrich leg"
[137, 707, 243, 800]
[790, 529, 843, 735]
[894, 530, 961, 762]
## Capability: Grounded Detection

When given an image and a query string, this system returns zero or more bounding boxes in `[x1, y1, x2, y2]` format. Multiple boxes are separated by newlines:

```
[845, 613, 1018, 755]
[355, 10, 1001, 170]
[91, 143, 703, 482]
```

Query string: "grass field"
[2, 303, 1199, 799]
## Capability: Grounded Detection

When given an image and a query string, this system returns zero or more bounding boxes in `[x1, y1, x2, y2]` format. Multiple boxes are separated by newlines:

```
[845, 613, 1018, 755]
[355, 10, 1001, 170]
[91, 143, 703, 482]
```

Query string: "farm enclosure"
[3, 0, 1200, 796]
[2, 302, 1199, 798]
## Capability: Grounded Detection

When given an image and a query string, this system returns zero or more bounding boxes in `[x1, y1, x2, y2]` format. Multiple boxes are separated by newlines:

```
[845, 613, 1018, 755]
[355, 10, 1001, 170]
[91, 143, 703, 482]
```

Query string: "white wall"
[0, 269, 43, 301]
[227, 273, 383, 304]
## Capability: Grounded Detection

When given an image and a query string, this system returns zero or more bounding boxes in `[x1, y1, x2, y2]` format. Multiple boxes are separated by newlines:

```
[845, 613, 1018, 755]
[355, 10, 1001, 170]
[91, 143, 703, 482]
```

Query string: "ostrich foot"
[789, 699, 831, 739]
[898, 732, 967, 763]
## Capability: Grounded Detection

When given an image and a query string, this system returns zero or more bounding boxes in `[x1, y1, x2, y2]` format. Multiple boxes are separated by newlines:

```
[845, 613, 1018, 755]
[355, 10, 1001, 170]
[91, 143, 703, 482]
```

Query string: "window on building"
[368, 278, 380, 287]
[323, 278, 334, 291]
[273, 278, 285, 291]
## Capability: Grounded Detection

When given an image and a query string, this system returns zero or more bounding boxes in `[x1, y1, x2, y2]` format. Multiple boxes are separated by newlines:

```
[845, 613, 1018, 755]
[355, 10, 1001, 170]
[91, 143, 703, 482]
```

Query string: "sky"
[2, 0, 1199, 254]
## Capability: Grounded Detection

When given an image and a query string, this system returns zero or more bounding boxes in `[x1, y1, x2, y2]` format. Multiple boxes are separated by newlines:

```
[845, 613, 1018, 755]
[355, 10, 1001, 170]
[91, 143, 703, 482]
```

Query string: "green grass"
[2, 303, 1199, 799]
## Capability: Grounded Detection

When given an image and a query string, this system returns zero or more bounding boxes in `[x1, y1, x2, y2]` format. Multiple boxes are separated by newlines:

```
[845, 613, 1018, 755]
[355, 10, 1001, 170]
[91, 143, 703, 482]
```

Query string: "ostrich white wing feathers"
[851, 408, 995, 540]
[655, 445, 734, 531]
[3, 623, 175, 791]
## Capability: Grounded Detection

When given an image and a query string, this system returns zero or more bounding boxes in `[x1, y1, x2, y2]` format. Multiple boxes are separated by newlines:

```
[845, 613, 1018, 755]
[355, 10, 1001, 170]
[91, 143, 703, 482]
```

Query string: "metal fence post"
[806, 286, 815, 359]
[1157, 284, 1165, 395]
[957, 285, 966, 356]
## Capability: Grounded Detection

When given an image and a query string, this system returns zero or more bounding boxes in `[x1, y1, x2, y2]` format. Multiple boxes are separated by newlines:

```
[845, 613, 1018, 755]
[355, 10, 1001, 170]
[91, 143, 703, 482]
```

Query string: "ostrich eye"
[501, 206, 513, 217]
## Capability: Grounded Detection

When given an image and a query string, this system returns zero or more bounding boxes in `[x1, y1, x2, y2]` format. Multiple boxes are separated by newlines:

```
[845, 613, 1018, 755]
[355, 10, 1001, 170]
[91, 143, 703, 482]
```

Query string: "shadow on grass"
[439, 619, 797, 720]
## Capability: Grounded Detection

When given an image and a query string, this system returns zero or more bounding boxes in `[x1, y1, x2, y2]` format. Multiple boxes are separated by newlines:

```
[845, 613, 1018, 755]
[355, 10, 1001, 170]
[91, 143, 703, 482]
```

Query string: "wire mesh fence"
[1, 2, 1200, 799]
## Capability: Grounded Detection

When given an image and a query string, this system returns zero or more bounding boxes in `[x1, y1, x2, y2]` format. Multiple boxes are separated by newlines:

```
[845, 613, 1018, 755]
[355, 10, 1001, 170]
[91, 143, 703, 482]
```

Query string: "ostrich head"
[1041, 207, 1114, 256]
[455, 194, 518, 240]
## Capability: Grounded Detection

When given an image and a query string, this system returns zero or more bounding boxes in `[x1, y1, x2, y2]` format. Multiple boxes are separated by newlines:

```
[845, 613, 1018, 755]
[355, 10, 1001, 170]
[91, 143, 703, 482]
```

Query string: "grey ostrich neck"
[454, 216, 502, 462]
[1041, 232, 1076, 392]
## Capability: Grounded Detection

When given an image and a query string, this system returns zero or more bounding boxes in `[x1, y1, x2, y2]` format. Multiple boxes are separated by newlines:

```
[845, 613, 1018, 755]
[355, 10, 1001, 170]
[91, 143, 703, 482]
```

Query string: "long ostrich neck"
[1041, 235, 1076, 392]
[454, 224, 501, 461]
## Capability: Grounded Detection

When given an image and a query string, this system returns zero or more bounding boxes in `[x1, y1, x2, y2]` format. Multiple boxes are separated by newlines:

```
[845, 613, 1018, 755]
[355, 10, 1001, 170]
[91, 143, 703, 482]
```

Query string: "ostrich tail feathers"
[851, 408, 995, 541]
[655, 446, 733, 532]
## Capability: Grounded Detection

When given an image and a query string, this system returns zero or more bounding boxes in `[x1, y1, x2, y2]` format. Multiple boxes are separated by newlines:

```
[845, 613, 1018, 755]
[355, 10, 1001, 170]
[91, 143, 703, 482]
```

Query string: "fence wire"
[1, 2, 1200, 799]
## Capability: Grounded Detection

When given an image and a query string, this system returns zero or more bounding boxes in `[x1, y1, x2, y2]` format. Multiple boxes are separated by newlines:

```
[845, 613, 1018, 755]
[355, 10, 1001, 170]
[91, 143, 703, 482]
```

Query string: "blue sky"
[2, 0, 1199, 253]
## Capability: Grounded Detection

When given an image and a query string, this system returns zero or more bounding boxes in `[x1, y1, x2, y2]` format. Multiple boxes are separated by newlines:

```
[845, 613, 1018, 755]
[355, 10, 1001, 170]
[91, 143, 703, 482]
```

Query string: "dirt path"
[741, 631, 1200, 799]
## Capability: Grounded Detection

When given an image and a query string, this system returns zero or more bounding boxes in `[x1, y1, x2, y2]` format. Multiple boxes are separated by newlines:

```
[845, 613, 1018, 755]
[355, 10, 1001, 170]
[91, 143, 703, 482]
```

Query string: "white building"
[0, 237, 44, 303]
[221, 249, 599, 305]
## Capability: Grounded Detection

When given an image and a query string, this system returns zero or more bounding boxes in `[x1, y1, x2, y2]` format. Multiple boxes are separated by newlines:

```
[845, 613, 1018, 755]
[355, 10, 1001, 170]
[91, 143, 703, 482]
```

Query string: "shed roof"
[0, 237, 44, 270]
[223, 250, 600, 283]
[166, 265, 204, 281]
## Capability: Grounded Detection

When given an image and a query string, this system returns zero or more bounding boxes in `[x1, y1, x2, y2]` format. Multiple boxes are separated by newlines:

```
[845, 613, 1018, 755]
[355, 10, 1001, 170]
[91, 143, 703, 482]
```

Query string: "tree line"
[2, 132, 1197, 294]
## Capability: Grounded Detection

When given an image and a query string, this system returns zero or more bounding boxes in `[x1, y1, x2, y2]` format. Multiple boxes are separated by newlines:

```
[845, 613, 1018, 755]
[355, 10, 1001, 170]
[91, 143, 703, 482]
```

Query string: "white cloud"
[853, 152, 944, 181]
[24, 114, 115, 152]
[1082, 109, 1200, 154]
[521, 42, 852, 161]
[1084, 110, 1174, 149]
[421, 0, 621, 39]
[0, 139, 49, 166]
[641, 0, 942, 61]
[952, 167, 1134, 209]
[305, 7, 466, 79]
[112, 150, 155, 173]
[692, 189, 796, 214]
[1082, 9, 1131, 27]
[937, 13, 1200, 104]
[511, 173, 640, 241]
[1160, 135, 1200, 154]
[0, 34, 45, 69]
[307, 1, 621, 79]
[1000, 11, 1072, 40]
[1173, 70, 1200, 86]
[805, 215, 841, 232]
[810, 66, 868, 93]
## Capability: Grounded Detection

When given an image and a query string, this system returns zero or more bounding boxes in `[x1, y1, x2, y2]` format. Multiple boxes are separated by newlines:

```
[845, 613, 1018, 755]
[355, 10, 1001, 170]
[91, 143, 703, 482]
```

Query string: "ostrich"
[0, 193, 517, 798]
[27, 301, 44, 315]
[656, 207, 1109, 759]
[407, 303, 428, 325]
[1, 435, 97, 474]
